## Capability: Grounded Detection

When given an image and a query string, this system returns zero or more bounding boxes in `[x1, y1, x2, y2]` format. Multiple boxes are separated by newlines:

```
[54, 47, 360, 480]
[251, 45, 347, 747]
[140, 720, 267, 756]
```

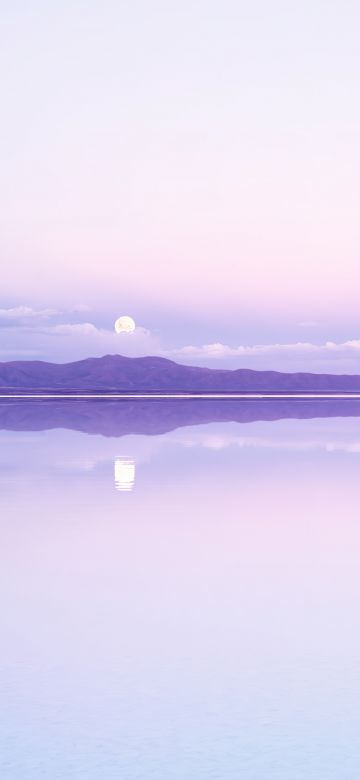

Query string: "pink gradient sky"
[1, 1, 360, 369]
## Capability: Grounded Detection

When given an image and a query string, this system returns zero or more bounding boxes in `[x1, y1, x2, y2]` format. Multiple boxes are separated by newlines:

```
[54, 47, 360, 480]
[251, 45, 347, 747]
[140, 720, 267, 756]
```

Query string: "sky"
[1, 0, 360, 372]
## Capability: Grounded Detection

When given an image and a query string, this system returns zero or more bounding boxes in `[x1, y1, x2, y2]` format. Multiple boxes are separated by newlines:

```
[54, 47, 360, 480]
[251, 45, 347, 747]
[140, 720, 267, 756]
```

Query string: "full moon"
[114, 315, 136, 334]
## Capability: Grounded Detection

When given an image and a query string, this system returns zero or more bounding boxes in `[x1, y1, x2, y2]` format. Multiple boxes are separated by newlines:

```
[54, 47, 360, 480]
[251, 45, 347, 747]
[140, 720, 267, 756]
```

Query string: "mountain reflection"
[1, 398, 360, 437]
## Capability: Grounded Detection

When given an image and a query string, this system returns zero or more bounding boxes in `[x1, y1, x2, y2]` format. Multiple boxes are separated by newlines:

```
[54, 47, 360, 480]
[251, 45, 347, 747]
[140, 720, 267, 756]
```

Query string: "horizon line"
[2, 393, 360, 401]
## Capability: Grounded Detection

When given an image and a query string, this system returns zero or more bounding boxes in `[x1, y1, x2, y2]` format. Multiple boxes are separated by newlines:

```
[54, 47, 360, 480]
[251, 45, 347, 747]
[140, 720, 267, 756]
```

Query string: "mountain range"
[1, 354, 360, 393]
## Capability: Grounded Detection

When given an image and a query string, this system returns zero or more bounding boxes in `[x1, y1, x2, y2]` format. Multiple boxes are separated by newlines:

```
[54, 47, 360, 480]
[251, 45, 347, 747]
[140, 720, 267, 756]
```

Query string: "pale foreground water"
[1, 401, 360, 779]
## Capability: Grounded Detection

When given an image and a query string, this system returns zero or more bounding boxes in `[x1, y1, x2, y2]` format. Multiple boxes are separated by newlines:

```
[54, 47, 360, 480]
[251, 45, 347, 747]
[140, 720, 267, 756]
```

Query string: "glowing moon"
[114, 315, 136, 334]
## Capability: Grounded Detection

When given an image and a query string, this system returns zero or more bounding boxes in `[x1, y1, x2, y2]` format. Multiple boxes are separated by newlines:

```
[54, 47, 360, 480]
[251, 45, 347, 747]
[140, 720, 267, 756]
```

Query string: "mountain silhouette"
[1, 354, 360, 392]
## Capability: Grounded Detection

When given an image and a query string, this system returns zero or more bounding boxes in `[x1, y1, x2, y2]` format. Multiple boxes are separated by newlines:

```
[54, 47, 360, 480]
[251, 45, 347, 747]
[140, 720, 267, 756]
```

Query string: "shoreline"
[2, 393, 360, 400]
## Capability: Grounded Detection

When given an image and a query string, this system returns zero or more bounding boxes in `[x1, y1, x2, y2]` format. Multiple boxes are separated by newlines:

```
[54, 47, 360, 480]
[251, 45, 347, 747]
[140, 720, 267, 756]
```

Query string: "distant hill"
[1, 354, 360, 393]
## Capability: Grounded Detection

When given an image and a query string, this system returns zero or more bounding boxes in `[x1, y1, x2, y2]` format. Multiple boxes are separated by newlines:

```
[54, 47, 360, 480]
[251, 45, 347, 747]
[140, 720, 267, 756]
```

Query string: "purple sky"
[1, 1, 360, 372]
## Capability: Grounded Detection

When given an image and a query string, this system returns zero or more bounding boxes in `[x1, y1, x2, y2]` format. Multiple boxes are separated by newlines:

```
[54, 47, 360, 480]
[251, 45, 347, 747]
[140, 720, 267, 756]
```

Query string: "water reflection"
[114, 457, 135, 492]
[1, 397, 360, 438]
[1, 402, 360, 779]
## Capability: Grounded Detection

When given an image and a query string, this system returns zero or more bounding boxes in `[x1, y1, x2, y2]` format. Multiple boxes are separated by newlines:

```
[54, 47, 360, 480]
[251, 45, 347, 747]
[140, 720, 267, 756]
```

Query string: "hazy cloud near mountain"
[172, 339, 360, 359]
[167, 341, 360, 374]
[0, 318, 160, 363]
[1, 308, 360, 375]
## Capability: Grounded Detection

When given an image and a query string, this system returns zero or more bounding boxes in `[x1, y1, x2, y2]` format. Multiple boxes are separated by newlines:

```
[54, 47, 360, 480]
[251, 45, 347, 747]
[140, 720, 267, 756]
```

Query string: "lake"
[1, 400, 360, 779]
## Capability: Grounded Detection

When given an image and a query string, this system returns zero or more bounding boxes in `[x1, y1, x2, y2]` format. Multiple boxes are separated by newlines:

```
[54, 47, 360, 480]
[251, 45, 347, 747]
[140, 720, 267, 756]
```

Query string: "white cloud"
[52, 323, 100, 336]
[170, 340, 360, 360]
[0, 305, 58, 321]
[49, 322, 154, 343]
[161, 339, 360, 374]
[29, 321, 160, 361]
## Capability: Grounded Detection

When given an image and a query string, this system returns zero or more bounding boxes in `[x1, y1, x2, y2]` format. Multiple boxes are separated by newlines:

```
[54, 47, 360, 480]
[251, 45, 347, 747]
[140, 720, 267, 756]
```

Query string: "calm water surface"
[1, 402, 360, 779]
